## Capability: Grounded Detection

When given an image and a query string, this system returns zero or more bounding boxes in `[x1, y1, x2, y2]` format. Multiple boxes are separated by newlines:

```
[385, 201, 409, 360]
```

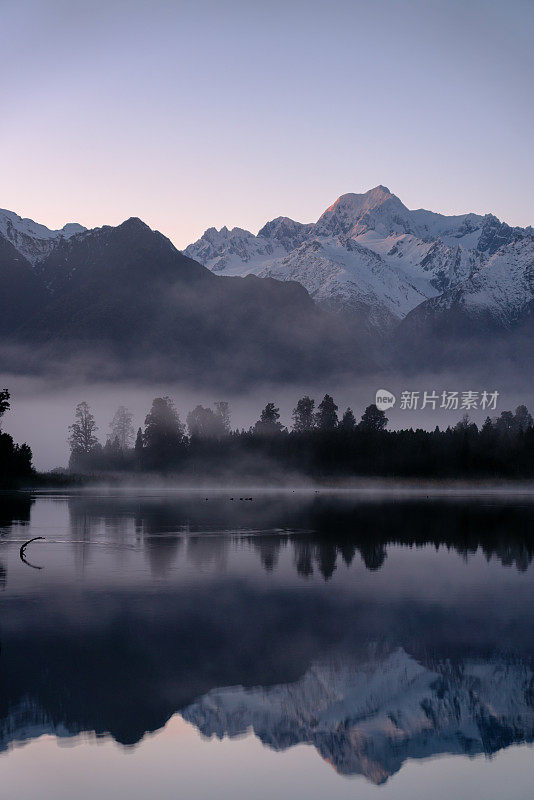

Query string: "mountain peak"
[0, 208, 87, 265]
[0, 208, 86, 240]
[106, 217, 176, 252]
[327, 185, 397, 213]
[257, 216, 313, 251]
[61, 222, 86, 237]
[315, 186, 406, 237]
[116, 217, 152, 234]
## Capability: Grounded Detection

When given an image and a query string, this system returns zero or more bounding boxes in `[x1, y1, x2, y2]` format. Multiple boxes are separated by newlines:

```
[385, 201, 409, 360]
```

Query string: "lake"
[1, 488, 534, 799]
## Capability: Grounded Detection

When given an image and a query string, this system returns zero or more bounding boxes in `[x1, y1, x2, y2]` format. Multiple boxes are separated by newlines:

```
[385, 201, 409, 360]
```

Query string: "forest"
[2, 388, 534, 487]
[61, 393, 534, 481]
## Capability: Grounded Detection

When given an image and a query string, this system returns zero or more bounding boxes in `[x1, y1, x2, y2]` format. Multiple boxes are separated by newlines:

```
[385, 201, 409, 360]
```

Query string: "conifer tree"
[253, 403, 284, 435]
[134, 427, 144, 470]
[292, 396, 315, 432]
[340, 407, 356, 431]
[143, 397, 185, 470]
[515, 405, 534, 432]
[0, 389, 10, 428]
[315, 395, 338, 431]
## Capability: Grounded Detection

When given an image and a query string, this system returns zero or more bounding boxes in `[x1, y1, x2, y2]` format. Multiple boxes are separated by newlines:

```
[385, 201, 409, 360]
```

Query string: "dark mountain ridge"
[1, 217, 362, 386]
[3, 193, 532, 382]
[0, 237, 48, 335]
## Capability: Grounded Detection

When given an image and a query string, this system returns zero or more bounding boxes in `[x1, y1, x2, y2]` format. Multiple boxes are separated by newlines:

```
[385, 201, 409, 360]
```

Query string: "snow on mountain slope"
[4, 189, 532, 343]
[316, 187, 483, 243]
[184, 226, 285, 275]
[182, 649, 534, 784]
[186, 186, 531, 331]
[259, 236, 428, 327]
[408, 237, 534, 328]
[0, 209, 85, 265]
[257, 216, 314, 251]
[355, 231, 485, 294]
[185, 218, 312, 276]
[314, 186, 410, 237]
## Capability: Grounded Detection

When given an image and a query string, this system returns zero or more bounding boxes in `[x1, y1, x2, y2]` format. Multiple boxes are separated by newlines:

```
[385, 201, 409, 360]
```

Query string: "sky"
[2, 0, 533, 248]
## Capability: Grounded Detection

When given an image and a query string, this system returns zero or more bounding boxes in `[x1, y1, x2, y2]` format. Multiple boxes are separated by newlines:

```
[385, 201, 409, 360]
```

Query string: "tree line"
[0, 389, 33, 487]
[67, 394, 534, 479]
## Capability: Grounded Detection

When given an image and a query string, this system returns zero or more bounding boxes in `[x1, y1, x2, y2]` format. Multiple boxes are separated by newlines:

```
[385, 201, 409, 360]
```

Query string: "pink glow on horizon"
[2, 0, 533, 248]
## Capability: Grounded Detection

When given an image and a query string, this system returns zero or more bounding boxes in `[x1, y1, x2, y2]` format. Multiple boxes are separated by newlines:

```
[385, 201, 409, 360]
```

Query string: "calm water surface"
[1, 489, 534, 799]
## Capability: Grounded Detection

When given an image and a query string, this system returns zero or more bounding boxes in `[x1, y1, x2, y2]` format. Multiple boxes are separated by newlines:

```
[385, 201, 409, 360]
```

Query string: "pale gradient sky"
[2, 0, 533, 248]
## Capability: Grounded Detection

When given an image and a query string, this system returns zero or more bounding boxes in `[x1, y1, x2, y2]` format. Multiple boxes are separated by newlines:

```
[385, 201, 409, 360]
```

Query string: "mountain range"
[186, 186, 534, 364]
[0, 212, 356, 385]
[0, 207, 85, 265]
[1, 188, 532, 382]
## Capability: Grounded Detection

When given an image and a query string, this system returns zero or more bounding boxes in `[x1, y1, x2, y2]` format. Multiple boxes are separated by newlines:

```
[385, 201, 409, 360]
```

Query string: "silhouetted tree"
[253, 403, 284, 436]
[68, 402, 100, 470]
[0, 389, 10, 427]
[187, 405, 227, 439]
[454, 413, 478, 434]
[0, 389, 33, 486]
[102, 436, 124, 470]
[495, 410, 516, 436]
[515, 405, 533, 432]
[292, 396, 315, 432]
[143, 397, 185, 470]
[340, 407, 356, 431]
[0, 436, 33, 486]
[481, 416, 494, 435]
[108, 406, 134, 450]
[51, 394, 534, 480]
[315, 394, 338, 431]
[358, 403, 388, 431]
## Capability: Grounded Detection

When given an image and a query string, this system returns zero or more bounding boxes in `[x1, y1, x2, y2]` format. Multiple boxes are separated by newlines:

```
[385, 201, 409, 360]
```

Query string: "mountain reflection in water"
[0, 490, 534, 786]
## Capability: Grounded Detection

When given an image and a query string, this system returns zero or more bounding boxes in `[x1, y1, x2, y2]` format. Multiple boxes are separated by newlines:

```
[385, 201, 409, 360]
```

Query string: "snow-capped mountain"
[403, 237, 534, 330]
[0, 208, 85, 265]
[259, 237, 428, 329]
[183, 648, 534, 785]
[2, 190, 532, 373]
[186, 186, 533, 334]
[189, 216, 313, 276]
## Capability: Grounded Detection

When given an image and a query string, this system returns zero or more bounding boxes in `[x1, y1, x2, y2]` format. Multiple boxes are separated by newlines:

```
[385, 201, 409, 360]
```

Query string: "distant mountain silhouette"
[0, 237, 47, 336]
[1, 218, 361, 385]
